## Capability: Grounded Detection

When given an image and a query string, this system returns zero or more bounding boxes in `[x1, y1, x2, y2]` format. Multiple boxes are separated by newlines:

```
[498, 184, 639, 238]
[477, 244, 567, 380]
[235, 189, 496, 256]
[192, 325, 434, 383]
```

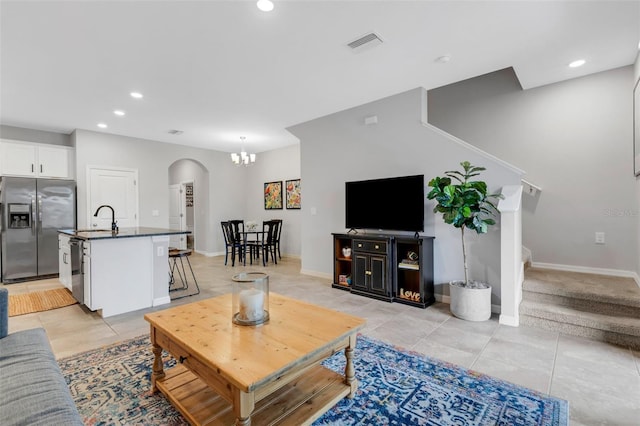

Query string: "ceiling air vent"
[347, 32, 383, 51]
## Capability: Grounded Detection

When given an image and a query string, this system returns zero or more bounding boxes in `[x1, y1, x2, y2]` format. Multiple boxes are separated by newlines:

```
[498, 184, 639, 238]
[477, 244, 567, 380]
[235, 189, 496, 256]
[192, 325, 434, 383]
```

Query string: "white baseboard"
[195, 250, 220, 257]
[301, 269, 332, 280]
[522, 246, 532, 264]
[531, 261, 640, 286]
[153, 296, 171, 307]
[435, 294, 450, 304]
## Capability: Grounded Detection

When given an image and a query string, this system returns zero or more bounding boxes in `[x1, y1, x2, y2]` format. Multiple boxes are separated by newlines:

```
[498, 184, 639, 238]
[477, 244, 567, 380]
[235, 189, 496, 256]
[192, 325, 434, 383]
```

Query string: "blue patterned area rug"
[58, 334, 568, 425]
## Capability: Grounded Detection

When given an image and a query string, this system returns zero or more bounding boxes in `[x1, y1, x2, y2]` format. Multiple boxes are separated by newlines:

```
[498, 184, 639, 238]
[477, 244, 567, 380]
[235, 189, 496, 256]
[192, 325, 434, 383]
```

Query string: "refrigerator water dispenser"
[8, 204, 31, 228]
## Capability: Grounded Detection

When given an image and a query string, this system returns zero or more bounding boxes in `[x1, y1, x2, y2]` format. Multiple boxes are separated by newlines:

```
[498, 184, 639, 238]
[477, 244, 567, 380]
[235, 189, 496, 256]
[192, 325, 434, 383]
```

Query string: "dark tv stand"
[332, 233, 435, 308]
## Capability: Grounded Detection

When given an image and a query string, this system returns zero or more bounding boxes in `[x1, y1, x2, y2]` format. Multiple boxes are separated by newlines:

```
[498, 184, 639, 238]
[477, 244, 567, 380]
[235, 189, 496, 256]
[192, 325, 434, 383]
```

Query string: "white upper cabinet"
[38, 145, 72, 178]
[0, 139, 74, 179]
[0, 142, 37, 176]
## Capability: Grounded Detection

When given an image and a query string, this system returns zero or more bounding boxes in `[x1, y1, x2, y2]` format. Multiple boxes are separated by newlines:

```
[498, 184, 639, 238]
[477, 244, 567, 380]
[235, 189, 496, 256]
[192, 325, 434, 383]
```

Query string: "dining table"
[240, 230, 265, 266]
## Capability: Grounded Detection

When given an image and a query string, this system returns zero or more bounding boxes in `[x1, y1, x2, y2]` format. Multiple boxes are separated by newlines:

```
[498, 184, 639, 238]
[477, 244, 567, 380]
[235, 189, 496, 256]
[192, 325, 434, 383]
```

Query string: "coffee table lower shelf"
[156, 363, 351, 426]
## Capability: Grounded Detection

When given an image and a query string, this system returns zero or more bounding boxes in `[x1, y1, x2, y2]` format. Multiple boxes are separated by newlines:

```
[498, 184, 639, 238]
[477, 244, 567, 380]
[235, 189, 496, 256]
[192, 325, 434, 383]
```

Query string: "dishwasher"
[70, 238, 83, 304]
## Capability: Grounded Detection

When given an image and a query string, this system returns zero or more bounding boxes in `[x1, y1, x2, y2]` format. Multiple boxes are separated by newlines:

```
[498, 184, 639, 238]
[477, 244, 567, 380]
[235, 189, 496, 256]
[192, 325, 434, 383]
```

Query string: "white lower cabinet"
[83, 241, 92, 309]
[58, 235, 71, 290]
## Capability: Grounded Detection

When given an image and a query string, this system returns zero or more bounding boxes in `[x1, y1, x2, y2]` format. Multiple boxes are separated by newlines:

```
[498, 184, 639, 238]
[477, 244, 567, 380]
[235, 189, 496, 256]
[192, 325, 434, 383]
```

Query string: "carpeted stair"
[520, 268, 640, 350]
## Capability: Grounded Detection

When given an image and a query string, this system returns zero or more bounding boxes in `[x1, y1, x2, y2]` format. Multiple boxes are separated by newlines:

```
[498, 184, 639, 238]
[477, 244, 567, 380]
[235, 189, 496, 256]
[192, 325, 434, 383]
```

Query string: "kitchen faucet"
[94, 205, 118, 232]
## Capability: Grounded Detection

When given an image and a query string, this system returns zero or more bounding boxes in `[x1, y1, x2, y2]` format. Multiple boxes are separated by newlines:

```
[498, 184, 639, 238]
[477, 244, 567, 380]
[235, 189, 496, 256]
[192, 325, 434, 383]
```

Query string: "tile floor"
[4, 254, 640, 425]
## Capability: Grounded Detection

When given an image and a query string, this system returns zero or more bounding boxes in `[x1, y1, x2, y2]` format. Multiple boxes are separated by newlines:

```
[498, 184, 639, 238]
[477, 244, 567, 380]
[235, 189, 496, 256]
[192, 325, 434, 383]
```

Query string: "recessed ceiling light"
[130, 92, 143, 99]
[257, 0, 274, 12]
[97, 123, 107, 129]
[569, 59, 586, 68]
[435, 55, 451, 63]
[113, 110, 125, 116]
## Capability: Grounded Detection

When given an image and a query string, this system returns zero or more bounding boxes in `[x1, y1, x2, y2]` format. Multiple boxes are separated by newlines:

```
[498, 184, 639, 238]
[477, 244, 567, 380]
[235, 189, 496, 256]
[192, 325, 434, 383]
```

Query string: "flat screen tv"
[345, 174, 424, 232]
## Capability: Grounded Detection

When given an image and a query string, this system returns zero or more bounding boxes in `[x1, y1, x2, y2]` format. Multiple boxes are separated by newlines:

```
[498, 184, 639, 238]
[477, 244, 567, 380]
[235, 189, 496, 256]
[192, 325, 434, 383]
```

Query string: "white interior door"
[169, 183, 186, 249]
[88, 167, 138, 229]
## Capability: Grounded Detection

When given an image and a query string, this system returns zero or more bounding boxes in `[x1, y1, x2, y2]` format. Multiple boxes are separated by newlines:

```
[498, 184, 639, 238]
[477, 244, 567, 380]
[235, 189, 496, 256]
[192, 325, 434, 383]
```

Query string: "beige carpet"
[9, 288, 77, 316]
[521, 267, 640, 349]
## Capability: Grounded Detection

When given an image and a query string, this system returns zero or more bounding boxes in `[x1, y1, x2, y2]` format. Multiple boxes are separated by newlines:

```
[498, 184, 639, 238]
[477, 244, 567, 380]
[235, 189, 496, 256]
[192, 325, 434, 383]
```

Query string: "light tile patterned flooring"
[4, 254, 640, 425]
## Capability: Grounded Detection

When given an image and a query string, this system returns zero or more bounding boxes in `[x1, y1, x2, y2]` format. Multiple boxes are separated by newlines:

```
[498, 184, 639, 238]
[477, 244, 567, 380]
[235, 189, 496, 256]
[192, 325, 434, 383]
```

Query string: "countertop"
[59, 227, 190, 241]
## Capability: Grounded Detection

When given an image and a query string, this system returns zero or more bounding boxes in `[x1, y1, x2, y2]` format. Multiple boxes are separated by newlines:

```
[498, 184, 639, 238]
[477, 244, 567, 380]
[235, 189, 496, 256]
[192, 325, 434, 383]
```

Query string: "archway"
[168, 159, 210, 253]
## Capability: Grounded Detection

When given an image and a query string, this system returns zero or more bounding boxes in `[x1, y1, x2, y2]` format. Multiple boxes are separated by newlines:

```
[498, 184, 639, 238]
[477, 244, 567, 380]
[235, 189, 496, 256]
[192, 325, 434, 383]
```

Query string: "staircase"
[520, 268, 640, 350]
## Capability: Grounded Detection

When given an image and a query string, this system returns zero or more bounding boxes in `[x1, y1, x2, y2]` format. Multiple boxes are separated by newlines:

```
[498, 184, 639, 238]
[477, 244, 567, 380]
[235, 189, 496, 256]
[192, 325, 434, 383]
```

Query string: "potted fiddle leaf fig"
[427, 161, 503, 321]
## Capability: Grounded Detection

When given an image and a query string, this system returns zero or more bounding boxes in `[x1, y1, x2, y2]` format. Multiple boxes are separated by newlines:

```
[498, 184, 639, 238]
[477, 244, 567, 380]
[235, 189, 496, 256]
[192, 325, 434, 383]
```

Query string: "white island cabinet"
[59, 227, 189, 317]
[58, 234, 72, 290]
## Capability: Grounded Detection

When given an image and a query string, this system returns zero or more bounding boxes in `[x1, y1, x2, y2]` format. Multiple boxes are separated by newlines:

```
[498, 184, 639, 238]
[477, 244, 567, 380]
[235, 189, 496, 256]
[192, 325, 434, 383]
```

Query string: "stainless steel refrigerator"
[0, 177, 76, 283]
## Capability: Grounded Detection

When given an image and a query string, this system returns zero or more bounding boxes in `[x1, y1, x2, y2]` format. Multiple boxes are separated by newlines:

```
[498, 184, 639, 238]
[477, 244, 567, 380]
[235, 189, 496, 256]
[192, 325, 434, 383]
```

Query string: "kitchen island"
[58, 227, 189, 317]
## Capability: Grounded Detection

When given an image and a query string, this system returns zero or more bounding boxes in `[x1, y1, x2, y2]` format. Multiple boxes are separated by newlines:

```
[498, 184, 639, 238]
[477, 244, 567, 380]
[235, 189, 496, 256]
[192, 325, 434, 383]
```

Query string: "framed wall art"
[264, 181, 283, 210]
[286, 179, 301, 209]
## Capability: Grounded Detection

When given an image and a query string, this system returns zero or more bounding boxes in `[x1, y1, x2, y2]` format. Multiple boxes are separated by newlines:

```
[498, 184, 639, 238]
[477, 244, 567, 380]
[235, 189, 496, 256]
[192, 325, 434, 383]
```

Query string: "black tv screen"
[345, 175, 425, 232]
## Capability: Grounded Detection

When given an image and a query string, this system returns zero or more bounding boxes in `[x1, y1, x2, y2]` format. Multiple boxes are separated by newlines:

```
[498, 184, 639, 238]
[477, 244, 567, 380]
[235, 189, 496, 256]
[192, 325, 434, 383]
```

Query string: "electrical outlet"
[595, 232, 605, 244]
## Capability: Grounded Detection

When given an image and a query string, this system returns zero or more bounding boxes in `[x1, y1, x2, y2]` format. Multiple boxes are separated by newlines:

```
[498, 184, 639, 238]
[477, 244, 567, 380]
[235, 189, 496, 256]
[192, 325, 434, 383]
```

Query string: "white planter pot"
[449, 281, 492, 321]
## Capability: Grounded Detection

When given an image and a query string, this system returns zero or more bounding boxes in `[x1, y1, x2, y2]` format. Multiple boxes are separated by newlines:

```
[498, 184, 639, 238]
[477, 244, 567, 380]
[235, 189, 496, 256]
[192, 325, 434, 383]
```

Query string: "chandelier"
[230, 136, 256, 166]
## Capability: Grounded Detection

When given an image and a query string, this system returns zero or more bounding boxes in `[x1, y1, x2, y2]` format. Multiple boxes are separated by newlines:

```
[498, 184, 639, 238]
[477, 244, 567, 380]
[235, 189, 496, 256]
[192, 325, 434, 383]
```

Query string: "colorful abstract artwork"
[264, 181, 283, 210]
[286, 179, 301, 209]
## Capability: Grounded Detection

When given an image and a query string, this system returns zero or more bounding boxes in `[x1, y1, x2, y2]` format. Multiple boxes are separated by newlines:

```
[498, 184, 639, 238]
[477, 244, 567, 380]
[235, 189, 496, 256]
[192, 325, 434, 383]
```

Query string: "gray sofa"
[0, 287, 83, 426]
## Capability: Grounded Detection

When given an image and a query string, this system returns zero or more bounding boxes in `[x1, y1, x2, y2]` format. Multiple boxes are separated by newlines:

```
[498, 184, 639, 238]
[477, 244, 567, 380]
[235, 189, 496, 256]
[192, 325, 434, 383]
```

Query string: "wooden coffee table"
[144, 293, 366, 426]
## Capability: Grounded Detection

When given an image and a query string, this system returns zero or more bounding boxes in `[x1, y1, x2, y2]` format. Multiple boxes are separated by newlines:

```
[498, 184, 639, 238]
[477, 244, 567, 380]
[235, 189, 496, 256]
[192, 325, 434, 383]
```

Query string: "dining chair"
[271, 219, 283, 260]
[221, 221, 243, 266]
[248, 220, 279, 266]
[229, 220, 245, 263]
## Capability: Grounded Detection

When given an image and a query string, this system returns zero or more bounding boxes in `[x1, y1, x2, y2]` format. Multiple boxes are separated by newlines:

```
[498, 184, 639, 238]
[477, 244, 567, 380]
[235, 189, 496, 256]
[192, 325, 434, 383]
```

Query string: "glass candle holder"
[232, 272, 270, 326]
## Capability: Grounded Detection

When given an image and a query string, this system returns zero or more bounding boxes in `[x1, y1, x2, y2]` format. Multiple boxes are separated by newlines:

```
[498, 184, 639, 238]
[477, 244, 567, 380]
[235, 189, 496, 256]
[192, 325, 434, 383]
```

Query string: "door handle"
[31, 164, 34, 173]
[40, 164, 43, 173]
[63, 252, 67, 264]
[38, 195, 42, 233]
[365, 270, 372, 276]
[31, 196, 36, 236]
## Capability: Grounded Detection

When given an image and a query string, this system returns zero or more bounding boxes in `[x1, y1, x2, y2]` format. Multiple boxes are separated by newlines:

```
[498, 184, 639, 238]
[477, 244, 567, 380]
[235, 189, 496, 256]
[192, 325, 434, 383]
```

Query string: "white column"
[498, 185, 523, 327]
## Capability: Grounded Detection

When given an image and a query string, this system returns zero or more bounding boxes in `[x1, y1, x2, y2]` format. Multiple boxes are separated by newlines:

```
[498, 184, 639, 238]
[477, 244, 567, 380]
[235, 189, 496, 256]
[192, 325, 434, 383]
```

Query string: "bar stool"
[168, 248, 200, 298]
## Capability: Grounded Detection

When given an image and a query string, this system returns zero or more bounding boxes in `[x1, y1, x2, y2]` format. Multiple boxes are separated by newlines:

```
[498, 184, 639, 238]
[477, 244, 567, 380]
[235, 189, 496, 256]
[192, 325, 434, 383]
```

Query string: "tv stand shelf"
[332, 233, 435, 308]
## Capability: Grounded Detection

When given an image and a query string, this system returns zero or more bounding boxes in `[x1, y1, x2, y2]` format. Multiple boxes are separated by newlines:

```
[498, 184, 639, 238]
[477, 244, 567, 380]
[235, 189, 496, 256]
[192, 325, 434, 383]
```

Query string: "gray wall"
[0, 124, 72, 146]
[635, 52, 640, 276]
[243, 144, 302, 257]
[74, 129, 247, 255]
[428, 66, 637, 273]
[289, 88, 522, 303]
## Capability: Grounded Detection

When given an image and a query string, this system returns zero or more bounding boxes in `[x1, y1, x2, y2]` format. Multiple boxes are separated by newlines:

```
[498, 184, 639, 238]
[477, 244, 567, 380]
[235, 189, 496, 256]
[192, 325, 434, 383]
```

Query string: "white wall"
[289, 88, 522, 303]
[73, 129, 247, 255]
[428, 66, 637, 274]
[243, 144, 301, 257]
